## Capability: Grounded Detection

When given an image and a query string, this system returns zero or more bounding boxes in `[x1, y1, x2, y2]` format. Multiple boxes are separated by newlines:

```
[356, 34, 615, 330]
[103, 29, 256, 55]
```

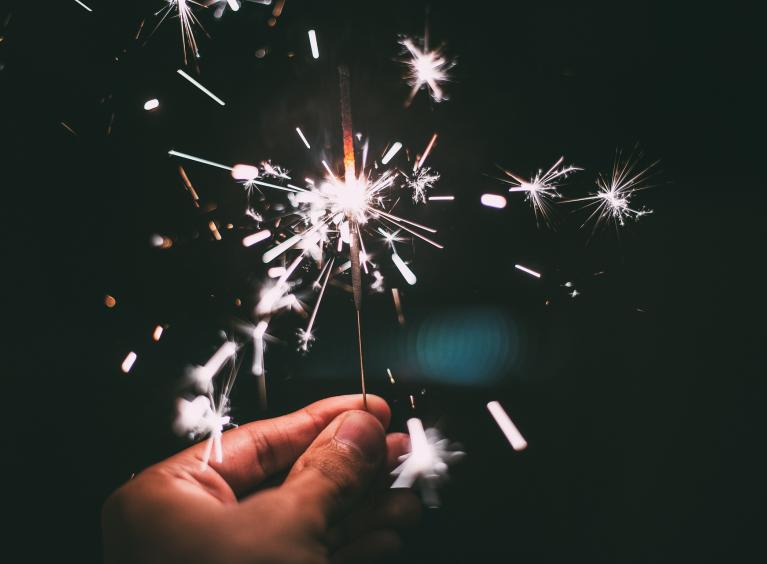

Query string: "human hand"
[102, 394, 420, 563]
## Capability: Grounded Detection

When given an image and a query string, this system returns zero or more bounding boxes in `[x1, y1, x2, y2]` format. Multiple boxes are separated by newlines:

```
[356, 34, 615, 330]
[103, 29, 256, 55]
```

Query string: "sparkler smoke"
[567, 149, 658, 232]
[400, 36, 455, 106]
[500, 157, 582, 226]
[152, 1, 207, 66]
[391, 418, 465, 508]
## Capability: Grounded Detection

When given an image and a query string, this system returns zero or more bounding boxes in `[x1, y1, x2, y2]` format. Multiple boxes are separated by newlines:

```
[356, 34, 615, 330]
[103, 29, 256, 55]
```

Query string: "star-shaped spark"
[391, 418, 465, 508]
[174, 395, 232, 468]
[400, 37, 455, 106]
[568, 150, 658, 232]
[501, 157, 581, 226]
[407, 167, 440, 203]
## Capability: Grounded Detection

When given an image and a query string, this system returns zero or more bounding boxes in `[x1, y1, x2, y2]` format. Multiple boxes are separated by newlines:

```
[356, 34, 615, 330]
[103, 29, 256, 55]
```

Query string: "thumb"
[280, 410, 386, 527]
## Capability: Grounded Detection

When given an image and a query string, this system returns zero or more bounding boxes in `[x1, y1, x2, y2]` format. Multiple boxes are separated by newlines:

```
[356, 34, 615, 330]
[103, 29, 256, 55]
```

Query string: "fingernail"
[334, 411, 383, 463]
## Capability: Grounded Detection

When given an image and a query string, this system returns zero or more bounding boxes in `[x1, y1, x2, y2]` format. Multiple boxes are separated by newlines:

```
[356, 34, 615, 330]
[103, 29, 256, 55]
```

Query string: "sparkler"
[391, 418, 465, 507]
[500, 157, 581, 226]
[567, 149, 658, 232]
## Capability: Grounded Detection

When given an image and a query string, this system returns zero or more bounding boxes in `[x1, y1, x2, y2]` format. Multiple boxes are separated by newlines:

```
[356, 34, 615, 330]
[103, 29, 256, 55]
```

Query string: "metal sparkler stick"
[338, 65, 367, 410]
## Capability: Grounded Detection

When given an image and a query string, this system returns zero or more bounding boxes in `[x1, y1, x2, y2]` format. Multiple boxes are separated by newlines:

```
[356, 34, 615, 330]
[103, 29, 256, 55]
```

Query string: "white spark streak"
[232, 164, 259, 181]
[428, 195, 454, 201]
[308, 29, 319, 59]
[267, 267, 286, 278]
[296, 127, 311, 149]
[242, 230, 271, 247]
[414, 133, 437, 171]
[190, 341, 237, 391]
[121, 351, 137, 373]
[381, 142, 403, 165]
[226, 0, 240, 11]
[481, 193, 507, 209]
[263, 234, 302, 263]
[392, 253, 417, 285]
[514, 264, 541, 278]
[74, 0, 92, 12]
[152, 325, 164, 341]
[169, 150, 232, 171]
[144, 98, 160, 111]
[177, 69, 226, 106]
[487, 401, 528, 451]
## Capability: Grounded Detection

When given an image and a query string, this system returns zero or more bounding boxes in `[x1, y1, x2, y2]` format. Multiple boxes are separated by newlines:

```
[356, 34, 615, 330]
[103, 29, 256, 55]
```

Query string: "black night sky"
[5, 1, 764, 562]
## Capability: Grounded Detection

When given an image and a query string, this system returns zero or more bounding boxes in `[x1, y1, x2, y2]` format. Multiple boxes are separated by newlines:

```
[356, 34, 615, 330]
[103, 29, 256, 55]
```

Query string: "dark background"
[5, 1, 764, 562]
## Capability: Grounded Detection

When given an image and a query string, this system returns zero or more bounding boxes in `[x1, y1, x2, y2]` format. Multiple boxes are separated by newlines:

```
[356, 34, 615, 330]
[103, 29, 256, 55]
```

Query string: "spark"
[381, 142, 403, 165]
[481, 193, 507, 209]
[189, 341, 237, 392]
[298, 257, 335, 352]
[568, 149, 658, 232]
[407, 167, 440, 203]
[514, 264, 541, 278]
[414, 133, 438, 171]
[104, 295, 117, 308]
[242, 230, 271, 247]
[391, 418, 465, 508]
[387, 368, 396, 384]
[308, 29, 319, 59]
[174, 395, 231, 468]
[178, 165, 201, 206]
[392, 252, 417, 285]
[501, 157, 581, 226]
[487, 401, 528, 451]
[153, 1, 206, 66]
[152, 325, 165, 341]
[226, 0, 240, 11]
[121, 351, 138, 373]
[428, 195, 454, 201]
[144, 98, 160, 111]
[391, 288, 405, 325]
[176, 69, 226, 106]
[208, 220, 222, 240]
[232, 164, 260, 182]
[74, 0, 92, 12]
[295, 127, 311, 149]
[170, 150, 232, 171]
[400, 37, 454, 106]
[60, 122, 77, 136]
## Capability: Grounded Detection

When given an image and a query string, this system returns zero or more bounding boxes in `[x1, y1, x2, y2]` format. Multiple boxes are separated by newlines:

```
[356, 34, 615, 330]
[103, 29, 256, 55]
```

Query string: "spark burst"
[568, 149, 658, 232]
[501, 157, 581, 226]
[400, 36, 454, 106]
[153, 1, 206, 65]
[391, 418, 465, 507]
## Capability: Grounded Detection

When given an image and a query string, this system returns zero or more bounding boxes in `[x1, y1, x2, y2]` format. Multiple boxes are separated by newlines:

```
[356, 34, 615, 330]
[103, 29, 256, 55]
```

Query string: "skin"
[102, 394, 421, 564]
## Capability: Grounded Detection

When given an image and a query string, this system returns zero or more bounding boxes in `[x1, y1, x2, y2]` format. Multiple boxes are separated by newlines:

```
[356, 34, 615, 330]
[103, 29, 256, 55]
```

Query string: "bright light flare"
[481, 193, 507, 209]
[487, 401, 528, 451]
[121, 351, 137, 373]
[400, 38, 454, 105]
[231, 164, 260, 181]
[242, 230, 271, 247]
[308, 29, 319, 59]
[381, 142, 402, 165]
[144, 98, 160, 111]
[514, 264, 541, 278]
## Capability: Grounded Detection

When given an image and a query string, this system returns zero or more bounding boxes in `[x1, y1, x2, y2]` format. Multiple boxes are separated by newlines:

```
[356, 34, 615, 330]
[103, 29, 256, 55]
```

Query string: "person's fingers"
[157, 395, 390, 497]
[385, 433, 410, 471]
[327, 489, 422, 550]
[276, 410, 387, 528]
[330, 530, 403, 564]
